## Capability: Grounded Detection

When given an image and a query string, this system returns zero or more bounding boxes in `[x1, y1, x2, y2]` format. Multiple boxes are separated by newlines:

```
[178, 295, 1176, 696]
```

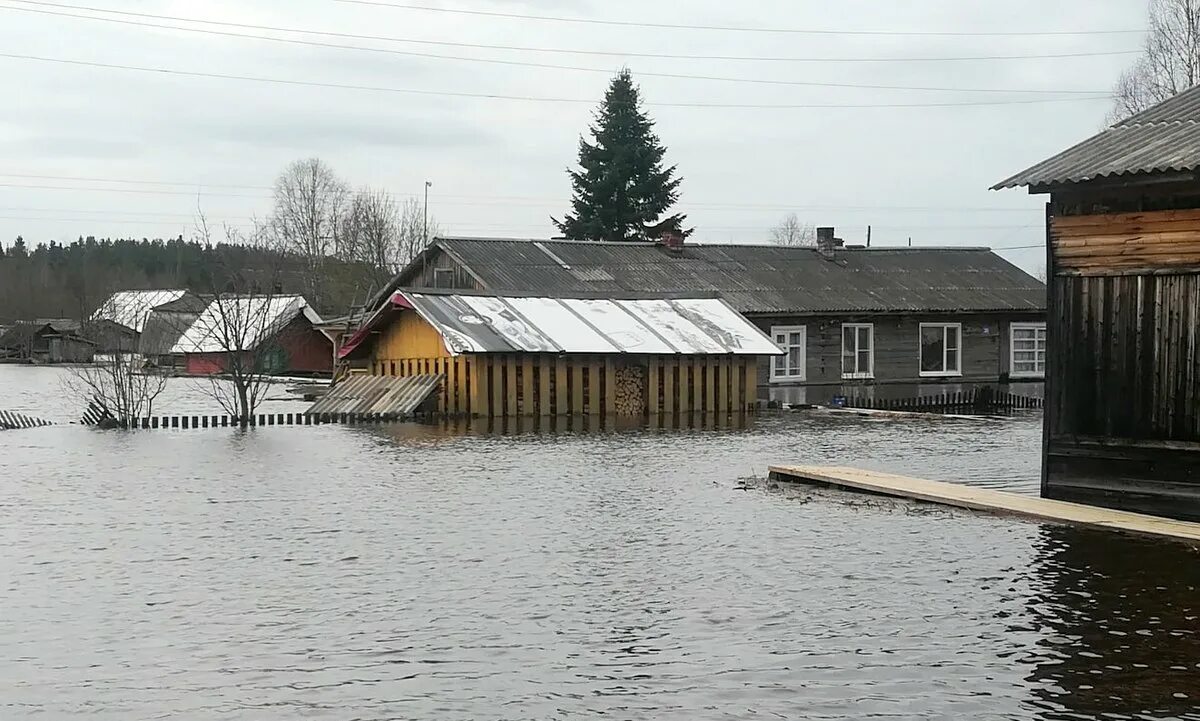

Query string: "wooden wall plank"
[677, 359, 691, 414]
[705, 359, 716, 413]
[587, 359, 602, 415]
[505, 356, 519, 418]
[745, 358, 758, 410]
[647, 356, 660, 415]
[717, 356, 730, 413]
[661, 357, 674, 415]
[571, 362, 584, 416]
[521, 355, 535, 416]
[491, 356, 504, 418]
[539, 355, 553, 416]
[555, 358, 569, 416]
[603, 357, 617, 415]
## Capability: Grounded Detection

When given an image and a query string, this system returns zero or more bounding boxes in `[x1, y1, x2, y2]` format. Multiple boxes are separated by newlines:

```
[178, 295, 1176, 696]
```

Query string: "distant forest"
[0, 235, 379, 323]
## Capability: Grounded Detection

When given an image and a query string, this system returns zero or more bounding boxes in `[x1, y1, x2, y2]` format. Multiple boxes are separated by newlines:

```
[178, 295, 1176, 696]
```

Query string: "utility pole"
[423, 180, 432, 244]
[866, 225, 872, 248]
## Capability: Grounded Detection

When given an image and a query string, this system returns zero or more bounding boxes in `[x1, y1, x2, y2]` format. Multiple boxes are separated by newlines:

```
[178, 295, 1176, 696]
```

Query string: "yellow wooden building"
[339, 291, 782, 418]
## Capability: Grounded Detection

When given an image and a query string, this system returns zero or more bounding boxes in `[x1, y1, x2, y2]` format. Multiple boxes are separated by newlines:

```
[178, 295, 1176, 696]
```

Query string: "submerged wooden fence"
[843, 386, 1042, 415]
[105, 412, 426, 429]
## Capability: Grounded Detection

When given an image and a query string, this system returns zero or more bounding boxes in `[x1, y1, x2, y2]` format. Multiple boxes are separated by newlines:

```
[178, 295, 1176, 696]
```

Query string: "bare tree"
[188, 214, 296, 420]
[769, 213, 816, 247]
[1110, 0, 1200, 122]
[341, 191, 441, 287]
[64, 317, 167, 425]
[267, 158, 349, 307]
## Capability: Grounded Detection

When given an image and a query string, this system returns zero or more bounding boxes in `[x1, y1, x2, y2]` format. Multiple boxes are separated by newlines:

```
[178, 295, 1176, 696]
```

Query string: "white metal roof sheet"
[400, 292, 781, 356]
[90, 289, 187, 332]
[171, 295, 320, 354]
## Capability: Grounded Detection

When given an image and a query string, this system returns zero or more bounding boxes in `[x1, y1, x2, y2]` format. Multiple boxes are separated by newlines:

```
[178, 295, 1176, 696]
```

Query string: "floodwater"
[1, 366, 1198, 720]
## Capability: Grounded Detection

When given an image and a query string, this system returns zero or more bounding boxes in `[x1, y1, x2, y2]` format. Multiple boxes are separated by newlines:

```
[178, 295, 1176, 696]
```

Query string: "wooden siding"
[1050, 208, 1200, 275]
[749, 313, 1043, 388]
[398, 249, 479, 290]
[1046, 200, 1200, 520]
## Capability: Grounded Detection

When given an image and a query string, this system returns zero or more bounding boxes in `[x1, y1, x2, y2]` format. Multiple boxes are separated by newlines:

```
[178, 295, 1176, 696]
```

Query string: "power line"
[0, 181, 1050, 212]
[0, 5, 1112, 94]
[0, 0, 1144, 64]
[0, 52, 1115, 108]
[0, 213, 1049, 232]
[334, 0, 1142, 37]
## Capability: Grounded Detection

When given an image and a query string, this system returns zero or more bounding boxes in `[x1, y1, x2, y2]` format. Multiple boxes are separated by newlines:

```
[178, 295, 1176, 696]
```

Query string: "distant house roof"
[343, 290, 781, 358]
[994, 85, 1200, 190]
[387, 237, 1045, 315]
[90, 289, 188, 332]
[171, 295, 322, 354]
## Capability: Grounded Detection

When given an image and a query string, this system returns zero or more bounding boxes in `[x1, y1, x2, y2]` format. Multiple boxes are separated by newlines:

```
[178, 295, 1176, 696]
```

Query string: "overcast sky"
[1, 0, 1149, 273]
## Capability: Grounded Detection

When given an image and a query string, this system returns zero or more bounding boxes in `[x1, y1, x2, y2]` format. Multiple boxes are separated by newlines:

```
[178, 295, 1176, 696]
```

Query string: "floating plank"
[768, 465, 1200, 544]
[306, 374, 443, 418]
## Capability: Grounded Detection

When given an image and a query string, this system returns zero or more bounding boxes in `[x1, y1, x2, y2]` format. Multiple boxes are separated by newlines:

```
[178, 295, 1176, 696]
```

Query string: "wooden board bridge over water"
[769, 465, 1200, 544]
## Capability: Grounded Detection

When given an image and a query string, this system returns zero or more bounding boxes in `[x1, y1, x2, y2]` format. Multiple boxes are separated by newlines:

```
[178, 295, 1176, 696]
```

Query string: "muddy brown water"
[1, 367, 1198, 720]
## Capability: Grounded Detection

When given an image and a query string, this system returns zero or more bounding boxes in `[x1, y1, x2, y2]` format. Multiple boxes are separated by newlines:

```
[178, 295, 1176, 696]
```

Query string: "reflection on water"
[1024, 527, 1200, 719]
[1, 367, 1197, 720]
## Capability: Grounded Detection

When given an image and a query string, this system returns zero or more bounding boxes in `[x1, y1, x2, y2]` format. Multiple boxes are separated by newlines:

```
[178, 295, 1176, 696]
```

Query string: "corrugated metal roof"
[401, 291, 782, 356]
[994, 84, 1200, 190]
[90, 289, 188, 332]
[306, 374, 442, 417]
[171, 295, 322, 354]
[421, 238, 1045, 315]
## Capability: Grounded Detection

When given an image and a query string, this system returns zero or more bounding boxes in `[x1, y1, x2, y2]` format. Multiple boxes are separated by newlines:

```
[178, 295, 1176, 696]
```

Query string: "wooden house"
[0, 319, 95, 363]
[338, 290, 781, 418]
[171, 295, 332, 377]
[995, 84, 1200, 520]
[371, 234, 1046, 404]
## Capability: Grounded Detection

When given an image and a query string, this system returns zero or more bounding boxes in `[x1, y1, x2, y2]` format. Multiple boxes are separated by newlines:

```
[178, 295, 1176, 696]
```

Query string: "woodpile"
[613, 364, 646, 415]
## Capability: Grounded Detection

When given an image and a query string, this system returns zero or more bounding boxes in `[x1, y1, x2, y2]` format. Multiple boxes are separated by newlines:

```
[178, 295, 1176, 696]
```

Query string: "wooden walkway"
[768, 465, 1200, 544]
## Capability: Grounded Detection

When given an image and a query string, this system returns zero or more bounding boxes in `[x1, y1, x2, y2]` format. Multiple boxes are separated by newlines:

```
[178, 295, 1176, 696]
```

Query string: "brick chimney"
[816, 226, 843, 254]
[658, 229, 685, 254]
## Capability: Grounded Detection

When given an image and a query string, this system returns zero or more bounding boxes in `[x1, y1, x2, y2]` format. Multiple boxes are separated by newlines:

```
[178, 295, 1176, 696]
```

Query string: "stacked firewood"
[613, 364, 647, 415]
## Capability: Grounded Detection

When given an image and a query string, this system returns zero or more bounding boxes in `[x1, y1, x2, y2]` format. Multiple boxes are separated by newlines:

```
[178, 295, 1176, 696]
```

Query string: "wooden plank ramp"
[768, 465, 1200, 544]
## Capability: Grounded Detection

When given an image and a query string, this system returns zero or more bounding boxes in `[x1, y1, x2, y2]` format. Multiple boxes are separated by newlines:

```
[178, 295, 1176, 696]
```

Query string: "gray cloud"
[0, 0, 1148, 272]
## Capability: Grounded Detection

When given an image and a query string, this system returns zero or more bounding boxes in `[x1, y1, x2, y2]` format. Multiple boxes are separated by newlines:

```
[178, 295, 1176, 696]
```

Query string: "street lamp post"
[423, 180, 432, 244]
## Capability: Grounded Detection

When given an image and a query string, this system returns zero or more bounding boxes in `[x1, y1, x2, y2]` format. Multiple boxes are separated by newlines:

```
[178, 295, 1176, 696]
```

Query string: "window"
[1011, 322, 1047, 378]
[770, 325, 806, 382]
[432, 267, 456, 288]
[841, 323, 874, 379]
[919, 323, 962, 377]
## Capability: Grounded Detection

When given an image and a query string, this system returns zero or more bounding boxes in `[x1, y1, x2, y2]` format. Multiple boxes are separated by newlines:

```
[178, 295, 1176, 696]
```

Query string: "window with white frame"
[770, 325, 806, 381]
[841, 323, 874, 379]
[919, 323, 962, 377]
[1011, 322, 1047, 377]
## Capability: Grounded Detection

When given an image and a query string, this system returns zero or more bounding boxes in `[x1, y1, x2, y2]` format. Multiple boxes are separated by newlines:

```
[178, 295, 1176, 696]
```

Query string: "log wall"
[1046, 203, 1200, 520]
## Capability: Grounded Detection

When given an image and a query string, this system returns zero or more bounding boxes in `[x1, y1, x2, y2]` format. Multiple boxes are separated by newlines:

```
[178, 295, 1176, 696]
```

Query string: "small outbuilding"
[338, 290, 782, 418]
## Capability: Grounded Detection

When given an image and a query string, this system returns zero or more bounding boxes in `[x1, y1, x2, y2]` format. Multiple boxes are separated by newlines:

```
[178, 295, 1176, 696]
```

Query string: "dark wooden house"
[0, 319, 96, 363]
[995, 84, 1200, 520]
[371, 234, 1046, 404]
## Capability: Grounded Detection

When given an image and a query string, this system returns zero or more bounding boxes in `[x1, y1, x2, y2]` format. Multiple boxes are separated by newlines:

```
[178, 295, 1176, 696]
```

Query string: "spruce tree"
[553, 69, 689, 242]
